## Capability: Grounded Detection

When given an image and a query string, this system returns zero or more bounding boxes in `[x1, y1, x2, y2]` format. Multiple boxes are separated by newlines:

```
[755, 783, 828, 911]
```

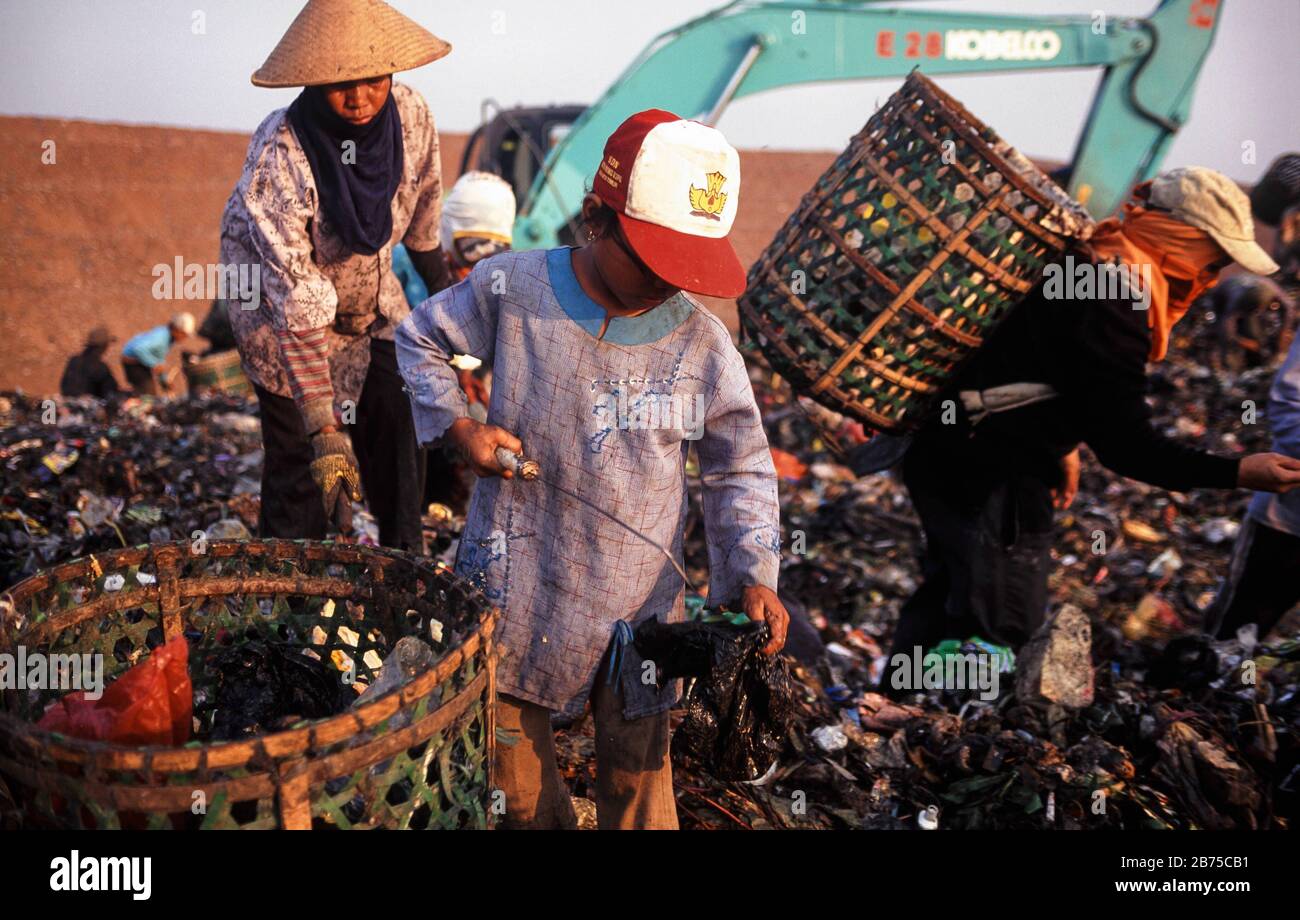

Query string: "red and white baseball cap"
[593, 109, 746, 298]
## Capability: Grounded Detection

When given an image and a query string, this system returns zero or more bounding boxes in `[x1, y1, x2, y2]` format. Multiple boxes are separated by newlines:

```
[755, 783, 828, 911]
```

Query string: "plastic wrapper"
[37, 636, 192, 746]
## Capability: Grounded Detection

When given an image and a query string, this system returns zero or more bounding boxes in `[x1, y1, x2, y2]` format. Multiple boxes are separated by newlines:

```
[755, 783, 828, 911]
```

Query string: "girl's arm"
[696, 346, 783, 609]
[395, 261, 500, 446]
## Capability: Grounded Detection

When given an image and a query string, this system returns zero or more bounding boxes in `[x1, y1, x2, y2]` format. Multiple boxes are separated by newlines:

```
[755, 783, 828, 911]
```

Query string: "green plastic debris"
[930, 637, 1016, 674]
[685, 594, 750, 627]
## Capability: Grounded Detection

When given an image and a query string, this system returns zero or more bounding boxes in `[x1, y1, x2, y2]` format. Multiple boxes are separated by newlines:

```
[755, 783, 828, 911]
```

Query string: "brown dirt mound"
[0, 114, 836, 395]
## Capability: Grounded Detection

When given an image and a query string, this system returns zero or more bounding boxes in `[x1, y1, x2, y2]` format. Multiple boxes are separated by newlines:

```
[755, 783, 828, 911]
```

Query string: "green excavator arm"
[513, 0, 1225, 249]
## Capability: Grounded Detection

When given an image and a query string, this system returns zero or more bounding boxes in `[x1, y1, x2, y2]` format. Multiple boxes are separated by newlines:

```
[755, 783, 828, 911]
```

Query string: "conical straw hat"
[252, 0, 451, 88]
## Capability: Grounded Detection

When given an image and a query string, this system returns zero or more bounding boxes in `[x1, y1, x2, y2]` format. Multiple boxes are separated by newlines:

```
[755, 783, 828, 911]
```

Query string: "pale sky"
[1, 0, 1296, 181]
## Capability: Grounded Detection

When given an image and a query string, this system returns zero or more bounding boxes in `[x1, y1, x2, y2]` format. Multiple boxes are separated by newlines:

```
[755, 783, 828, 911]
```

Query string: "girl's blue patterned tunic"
[396, 247, 781, 719]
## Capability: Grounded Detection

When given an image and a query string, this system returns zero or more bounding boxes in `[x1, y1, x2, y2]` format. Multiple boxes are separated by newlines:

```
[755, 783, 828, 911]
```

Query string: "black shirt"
[60, 349, 122, 399]
[909, 267, 1240, 500]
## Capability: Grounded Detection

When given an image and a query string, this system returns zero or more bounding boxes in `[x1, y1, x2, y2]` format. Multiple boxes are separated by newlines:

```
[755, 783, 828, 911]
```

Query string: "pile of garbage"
[660, 615, 1296, 830]
[0, 392, 266, 588]
[3, 308, 1296, 829]
[653, 312, 1297, 829]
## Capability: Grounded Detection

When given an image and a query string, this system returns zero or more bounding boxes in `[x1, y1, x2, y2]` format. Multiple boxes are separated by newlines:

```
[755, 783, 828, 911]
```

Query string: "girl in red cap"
[397, 110, 788, 829]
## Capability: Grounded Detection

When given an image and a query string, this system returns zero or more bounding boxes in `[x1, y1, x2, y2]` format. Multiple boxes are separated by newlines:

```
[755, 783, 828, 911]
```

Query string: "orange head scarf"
[1087, 182, 1230, 361]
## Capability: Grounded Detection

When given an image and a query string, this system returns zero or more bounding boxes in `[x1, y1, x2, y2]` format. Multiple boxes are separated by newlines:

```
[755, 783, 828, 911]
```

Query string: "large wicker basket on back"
[739, 71, 1093, 432]
[0, 540, 497, 830]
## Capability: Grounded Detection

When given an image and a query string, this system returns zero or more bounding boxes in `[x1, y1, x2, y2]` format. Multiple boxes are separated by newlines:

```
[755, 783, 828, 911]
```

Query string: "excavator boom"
[511, 0, 1225, 248]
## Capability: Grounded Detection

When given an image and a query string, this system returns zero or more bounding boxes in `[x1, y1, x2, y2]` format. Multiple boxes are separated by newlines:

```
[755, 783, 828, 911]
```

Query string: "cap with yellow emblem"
[592, 109, 746, 298]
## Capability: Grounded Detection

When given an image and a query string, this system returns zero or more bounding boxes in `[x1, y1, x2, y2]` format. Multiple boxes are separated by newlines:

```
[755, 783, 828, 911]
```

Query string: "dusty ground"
[0, 115, 837, 395]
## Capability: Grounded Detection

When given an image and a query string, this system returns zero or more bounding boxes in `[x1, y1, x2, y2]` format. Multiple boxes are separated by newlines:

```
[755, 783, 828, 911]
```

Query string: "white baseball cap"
[592, 109, 745, 298]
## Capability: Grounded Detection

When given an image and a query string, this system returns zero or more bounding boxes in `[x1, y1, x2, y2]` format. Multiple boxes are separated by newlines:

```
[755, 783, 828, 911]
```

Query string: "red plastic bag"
[38, 636, 192, 746]
[770, 447, 809, 482]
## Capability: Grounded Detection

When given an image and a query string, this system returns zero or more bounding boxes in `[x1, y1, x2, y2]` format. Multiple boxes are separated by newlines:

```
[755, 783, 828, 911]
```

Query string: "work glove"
[310, 430, 363, 529]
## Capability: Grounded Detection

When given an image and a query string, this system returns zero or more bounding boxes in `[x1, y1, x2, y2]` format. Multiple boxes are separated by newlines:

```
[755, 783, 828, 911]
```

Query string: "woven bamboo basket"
[183, 349, 252, 397]
[0, 540, 498, 830]
[739, 71, 1093, 432]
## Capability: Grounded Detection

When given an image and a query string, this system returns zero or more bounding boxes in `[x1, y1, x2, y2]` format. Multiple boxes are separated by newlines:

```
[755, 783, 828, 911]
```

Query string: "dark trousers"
[882, 460, 1053, 694]
[1208, 517, 1300, 639]
[123, 360, 159, 395]
[254, 339, 425, 551]
[423, 446, 472, 514]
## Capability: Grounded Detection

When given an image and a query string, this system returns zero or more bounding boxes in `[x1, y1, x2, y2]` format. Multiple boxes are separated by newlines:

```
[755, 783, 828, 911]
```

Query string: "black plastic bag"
[634, 618, 795, 781]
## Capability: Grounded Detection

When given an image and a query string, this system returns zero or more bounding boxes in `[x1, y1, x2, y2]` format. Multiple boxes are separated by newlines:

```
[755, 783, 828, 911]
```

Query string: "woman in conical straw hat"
[220, 0, 453, 550]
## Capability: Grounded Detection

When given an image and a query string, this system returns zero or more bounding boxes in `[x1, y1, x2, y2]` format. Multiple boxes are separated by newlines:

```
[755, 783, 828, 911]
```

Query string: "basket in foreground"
[0, 540, 498, 830]
[739, 71, 1093, 432]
